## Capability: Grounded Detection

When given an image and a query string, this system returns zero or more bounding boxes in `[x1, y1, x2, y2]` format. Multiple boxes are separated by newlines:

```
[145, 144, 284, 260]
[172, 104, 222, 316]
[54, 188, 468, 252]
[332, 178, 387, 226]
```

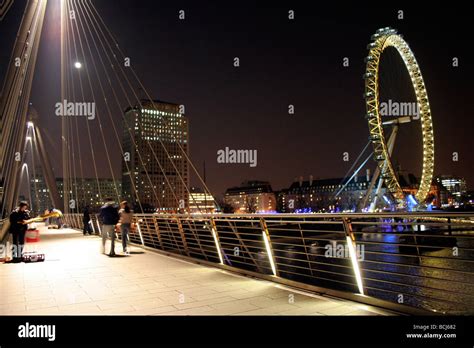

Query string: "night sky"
[1, 0, 473, 198]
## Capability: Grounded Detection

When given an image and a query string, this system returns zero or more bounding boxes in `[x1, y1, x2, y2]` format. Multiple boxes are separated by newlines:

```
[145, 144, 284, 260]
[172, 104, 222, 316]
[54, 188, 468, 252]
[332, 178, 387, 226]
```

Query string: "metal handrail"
[63, 212, 474, 315]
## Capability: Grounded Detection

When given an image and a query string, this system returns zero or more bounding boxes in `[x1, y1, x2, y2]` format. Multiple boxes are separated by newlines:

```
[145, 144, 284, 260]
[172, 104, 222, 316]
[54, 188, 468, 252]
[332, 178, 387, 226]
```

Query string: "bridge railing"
[63, 212, 474, 315]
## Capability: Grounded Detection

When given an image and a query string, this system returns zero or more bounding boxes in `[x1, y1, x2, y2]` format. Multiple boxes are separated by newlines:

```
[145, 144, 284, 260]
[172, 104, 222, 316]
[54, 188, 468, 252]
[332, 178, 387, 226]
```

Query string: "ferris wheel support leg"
[366, 125, 399, 211]
[370, 175, 385, 212]
[359, 162, 380, 211]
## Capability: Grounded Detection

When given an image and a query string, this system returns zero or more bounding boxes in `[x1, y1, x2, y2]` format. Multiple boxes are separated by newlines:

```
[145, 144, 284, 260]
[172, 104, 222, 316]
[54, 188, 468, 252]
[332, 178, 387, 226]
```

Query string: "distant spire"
[203, 161, 206, 184]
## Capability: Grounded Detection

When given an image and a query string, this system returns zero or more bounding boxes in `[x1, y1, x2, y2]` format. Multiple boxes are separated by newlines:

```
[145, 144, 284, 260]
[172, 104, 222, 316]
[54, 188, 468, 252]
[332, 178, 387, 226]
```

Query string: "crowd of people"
[6, 198, 133, 262]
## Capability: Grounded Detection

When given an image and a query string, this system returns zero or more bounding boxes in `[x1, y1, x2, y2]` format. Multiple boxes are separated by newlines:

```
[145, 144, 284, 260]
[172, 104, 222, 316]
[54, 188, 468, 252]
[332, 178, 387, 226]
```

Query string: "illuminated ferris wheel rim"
[364, 27, 435, 205]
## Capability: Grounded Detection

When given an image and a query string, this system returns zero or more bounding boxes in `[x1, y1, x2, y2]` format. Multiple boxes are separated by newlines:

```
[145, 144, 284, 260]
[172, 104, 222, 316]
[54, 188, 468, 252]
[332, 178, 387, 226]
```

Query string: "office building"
[224, 180, 276, 213]
[122, 99, 189, 212]
[189, 187, 216, 214]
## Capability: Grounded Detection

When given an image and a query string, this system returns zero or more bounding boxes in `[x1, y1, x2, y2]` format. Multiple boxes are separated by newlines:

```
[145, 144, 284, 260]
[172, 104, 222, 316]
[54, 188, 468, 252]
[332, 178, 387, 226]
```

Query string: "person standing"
[119, 201, 133, 255]
[99, 198, 119, 256]
[9, 202, 30, 263]
[82, 205, 92, 235]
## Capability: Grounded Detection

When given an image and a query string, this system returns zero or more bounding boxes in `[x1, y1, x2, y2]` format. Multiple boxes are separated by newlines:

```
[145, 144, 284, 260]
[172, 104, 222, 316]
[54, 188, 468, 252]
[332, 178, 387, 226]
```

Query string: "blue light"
[406, 194, 418, 212]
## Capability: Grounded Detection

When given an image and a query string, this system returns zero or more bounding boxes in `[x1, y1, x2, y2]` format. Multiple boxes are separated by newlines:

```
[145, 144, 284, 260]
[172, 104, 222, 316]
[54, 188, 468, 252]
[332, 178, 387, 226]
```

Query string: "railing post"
[209, 217, 224, 264]
[153, 215, 165, 250]
[260, 218, 278, 277]
[342, 217, 364, 295]
[135, 217, 145, 246]
[176, 217, 189, 256]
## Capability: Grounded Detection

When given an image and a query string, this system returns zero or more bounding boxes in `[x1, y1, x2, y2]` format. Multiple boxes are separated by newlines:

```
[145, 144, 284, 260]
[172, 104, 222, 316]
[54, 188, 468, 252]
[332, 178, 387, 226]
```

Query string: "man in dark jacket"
[9, 202, 30, 262]
[99, 198, 119, 256]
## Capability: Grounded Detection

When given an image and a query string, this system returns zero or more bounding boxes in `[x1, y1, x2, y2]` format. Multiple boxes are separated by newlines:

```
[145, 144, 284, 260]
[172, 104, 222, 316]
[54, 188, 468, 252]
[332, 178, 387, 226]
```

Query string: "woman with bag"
[119, 201, 133, 255]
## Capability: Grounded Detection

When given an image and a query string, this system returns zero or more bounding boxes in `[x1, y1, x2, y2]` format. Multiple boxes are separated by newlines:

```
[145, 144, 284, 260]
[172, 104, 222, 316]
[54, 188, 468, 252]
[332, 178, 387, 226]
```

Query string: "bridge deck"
[0, 225, 391, 315]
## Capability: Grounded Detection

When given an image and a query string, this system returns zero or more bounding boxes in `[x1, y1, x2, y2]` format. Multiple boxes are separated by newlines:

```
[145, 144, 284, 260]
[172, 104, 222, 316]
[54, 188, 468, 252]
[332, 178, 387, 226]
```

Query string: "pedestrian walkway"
[0, 225, 393, 316]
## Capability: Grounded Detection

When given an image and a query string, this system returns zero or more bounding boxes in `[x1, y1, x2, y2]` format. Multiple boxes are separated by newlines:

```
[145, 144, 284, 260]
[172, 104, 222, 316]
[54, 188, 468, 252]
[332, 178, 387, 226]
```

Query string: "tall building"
[188, 187, 216, 214]
[224, 180, 276, 213]
[122, 100, 189, 213]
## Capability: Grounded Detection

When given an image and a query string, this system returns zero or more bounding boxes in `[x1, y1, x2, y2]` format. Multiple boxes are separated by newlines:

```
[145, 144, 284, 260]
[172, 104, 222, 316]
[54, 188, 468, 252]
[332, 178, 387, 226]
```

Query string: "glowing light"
[27, 121, 34, 128]
[74, 61, 82, 69]
[136, 222, 145, 246]
[262, 231, 277, 276]
[211, 225, 224, 264]
[346, 236, 364, 295]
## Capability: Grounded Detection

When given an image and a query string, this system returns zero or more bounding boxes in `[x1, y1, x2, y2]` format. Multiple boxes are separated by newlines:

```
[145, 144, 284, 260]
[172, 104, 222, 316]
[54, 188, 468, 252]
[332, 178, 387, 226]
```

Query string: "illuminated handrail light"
[346, 235, 364, 295]
[210, 224, 224, 264]
[136, 222, 145, 246]
[262, 230, 277, 276]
